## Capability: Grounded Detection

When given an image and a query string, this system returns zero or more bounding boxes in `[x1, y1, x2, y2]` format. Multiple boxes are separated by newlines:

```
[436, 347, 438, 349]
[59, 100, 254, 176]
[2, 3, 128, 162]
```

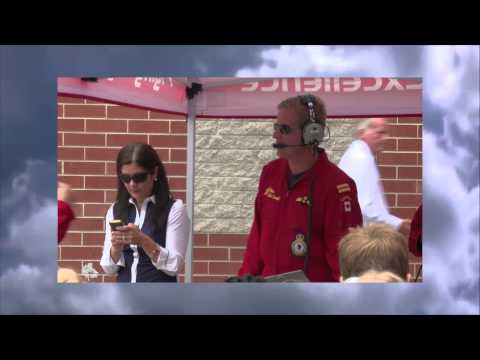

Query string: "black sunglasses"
[119, 172, 150, 184]
[274, 123, 297, 135]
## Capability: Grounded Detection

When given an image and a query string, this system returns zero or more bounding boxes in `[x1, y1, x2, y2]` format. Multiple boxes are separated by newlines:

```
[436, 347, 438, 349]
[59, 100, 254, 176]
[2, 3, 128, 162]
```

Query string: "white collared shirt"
[100, 196, 190, 282]
[338, 139, 402, 229]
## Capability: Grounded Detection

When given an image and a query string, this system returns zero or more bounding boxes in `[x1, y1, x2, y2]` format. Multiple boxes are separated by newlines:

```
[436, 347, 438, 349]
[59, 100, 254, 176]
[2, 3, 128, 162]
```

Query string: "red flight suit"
[239, 149, 363, 282]
[58, 200, 75, 243]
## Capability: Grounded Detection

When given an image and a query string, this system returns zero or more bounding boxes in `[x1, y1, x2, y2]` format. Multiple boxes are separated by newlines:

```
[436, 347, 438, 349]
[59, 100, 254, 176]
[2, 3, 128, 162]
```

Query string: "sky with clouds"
[0, 45, 478, 314]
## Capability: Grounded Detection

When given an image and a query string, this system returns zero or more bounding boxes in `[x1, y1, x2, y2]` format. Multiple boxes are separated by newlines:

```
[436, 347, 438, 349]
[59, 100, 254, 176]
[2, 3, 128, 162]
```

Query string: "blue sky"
[0, 45, 478, 314]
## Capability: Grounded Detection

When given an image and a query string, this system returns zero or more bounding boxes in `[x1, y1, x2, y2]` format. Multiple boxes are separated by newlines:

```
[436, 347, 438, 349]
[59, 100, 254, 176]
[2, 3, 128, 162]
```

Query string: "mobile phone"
[109, 219, 123, 231]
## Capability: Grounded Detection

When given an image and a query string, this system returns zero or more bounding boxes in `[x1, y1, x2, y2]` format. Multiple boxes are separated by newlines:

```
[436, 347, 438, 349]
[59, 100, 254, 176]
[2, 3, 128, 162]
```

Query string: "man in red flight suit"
[238, 95, 363, 282]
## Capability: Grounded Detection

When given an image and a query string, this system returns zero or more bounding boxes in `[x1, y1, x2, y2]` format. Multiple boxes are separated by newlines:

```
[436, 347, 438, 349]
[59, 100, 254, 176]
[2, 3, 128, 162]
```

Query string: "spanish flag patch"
[336, 183, 351, 194]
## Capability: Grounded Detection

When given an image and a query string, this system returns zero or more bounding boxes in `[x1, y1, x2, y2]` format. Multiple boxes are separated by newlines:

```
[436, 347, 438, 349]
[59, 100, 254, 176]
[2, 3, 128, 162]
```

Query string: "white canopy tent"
[58, 76, 422, 282]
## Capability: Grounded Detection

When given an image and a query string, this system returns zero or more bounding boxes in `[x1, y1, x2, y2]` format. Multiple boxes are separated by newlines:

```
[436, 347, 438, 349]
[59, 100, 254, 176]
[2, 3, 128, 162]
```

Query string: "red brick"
[69, 217, 104, 232]
[58, 175, 84, 189]
[192, 275, 227, 283]
[58, 147, 84, 161]
[86, 99, 108, 105]
[156, 148, 170, 162]
[209, 261, 242, 275]
[397, 194, 422, 207]
[193, 261, 209, 274]
[58, 132, 63, 146]
[171, 149, 187, 162]
[382, 180, 417, 194]
[397, 117, 422, 124]
[210, 234, 247, 247]
[168, 177, 186, 190]
[194, 234, 208, 246]
[172, 191, 186, 203]
[150, 135, 187, 148]
[150, 111, 185, 120]
[417, 153, 423, 166]
[230, 248, 246, 261]
[164, 163, 187, 176]
[378, 166, 396, 179]
[64, 133, 105, 146]
[398, 166, 422, 180]
[87, 275, 104, 283]
[103, 276, 117, 283]
[381, 117, 396, 125]
[70, 203, 84, 217]
[84, 232, 106, 246]
[171, 121, 187, 134]
[58, 118, 84, 132]
[58, 96, 85, 104]
[88, 261, 106, 275]
[107, 106, 148, 119]
[417, 125, 423, 138]
[61, 246, 103, 260]
[107, 134, 148, 147]
[84, 204, 111, 217]
[386, 125, 418, 138]
[106, 162, 117, 175]
[377, 152, 417, 166]
[64, 162, 105, 175]
[194, 247, 228, 261]
[85, 148, 120, 161]
[382, 138, 396, 151]
[416, 181, 422, 194]
[71, 189, 105, 203]
[398, 139, 422, 152]
[385, 194, 396, 208]
[57, 260, 82, 273]
[106, 190, 117, 203]
[60, 232, 82, 246]
[129, 120, 169, 133]
[86, 119, 127, 133]
[390, 207, 416, 220]
[65, 104, 106, 118]
[85, 176, 117, 189]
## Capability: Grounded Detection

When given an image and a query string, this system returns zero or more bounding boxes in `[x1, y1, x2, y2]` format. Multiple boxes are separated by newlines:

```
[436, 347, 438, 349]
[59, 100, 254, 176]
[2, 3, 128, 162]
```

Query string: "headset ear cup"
[303, 122, 324, 145]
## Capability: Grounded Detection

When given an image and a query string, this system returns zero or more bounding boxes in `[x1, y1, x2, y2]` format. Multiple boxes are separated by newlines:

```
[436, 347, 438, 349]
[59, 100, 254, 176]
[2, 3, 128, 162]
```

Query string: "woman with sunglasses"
[100, 143, 190, 282]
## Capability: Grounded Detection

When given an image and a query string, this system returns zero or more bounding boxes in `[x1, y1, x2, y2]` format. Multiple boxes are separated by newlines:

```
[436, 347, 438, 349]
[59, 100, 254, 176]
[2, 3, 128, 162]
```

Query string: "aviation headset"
[298, 94, 325, 146]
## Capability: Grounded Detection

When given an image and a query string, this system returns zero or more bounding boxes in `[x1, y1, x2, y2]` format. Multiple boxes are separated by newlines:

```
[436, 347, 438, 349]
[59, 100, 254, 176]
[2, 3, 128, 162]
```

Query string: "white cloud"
[0, 160, 132, 315]
[236, 45, 398, 77]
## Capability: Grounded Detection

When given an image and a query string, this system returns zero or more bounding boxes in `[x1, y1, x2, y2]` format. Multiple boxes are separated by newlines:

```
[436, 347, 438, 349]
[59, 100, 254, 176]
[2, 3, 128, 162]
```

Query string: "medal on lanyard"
[291, 233, 308, 257]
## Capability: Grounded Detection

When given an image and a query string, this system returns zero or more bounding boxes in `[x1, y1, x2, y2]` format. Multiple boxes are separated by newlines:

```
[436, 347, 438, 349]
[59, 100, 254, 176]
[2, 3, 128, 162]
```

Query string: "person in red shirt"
[238, 95, 363, 282]
[58, 181, 75, 243]
[409, 204, 422, 257]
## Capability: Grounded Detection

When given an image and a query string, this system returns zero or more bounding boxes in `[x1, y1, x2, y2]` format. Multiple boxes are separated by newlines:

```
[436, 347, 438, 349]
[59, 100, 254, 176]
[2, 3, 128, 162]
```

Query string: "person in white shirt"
[100, 143, 190, 283]
[338, 118, 411, 237]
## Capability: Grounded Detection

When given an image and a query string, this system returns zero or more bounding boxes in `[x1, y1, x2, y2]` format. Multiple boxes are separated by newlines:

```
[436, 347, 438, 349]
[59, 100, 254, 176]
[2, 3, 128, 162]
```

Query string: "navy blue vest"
[115, 199, 177, 283]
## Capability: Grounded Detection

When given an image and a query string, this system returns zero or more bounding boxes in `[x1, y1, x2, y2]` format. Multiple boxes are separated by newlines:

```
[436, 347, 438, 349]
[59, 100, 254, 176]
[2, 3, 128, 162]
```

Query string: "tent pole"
[184, 78, 197, 283]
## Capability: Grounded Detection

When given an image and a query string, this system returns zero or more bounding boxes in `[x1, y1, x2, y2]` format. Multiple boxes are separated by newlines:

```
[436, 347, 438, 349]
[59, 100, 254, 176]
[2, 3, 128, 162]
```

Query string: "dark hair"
[114, 143, 172, 229]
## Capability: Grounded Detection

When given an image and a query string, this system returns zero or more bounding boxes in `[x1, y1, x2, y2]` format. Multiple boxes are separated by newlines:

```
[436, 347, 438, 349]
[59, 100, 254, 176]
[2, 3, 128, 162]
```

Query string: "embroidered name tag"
[264, 186, 280, 201]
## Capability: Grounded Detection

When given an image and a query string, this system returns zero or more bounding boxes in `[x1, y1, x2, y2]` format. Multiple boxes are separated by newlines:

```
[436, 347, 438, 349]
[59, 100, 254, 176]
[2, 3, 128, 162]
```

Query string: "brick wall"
[57, 96, 187, 282]
[57, 97, 422, 283]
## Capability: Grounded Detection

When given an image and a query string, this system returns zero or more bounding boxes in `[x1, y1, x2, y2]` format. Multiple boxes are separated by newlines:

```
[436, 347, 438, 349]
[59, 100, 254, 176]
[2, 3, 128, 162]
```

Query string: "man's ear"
[406, 273, 412, 282]
[339, 276, 344, 282]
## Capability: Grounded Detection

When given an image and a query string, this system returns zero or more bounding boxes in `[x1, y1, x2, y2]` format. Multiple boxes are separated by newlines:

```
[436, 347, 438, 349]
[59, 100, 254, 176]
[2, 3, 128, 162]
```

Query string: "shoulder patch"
[336, 183, 351, 194]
